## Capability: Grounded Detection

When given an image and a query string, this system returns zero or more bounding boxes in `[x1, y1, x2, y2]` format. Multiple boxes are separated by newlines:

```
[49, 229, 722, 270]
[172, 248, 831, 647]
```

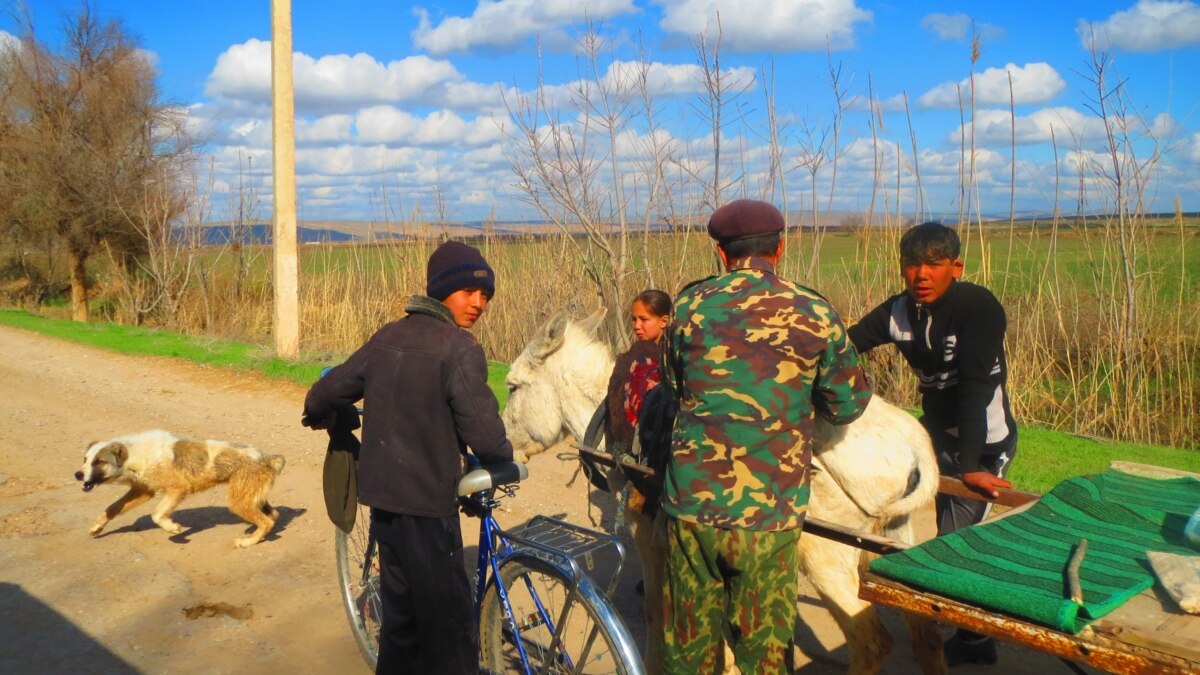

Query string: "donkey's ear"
[526, 311, 571, 363]
[575, 307, 607, 337]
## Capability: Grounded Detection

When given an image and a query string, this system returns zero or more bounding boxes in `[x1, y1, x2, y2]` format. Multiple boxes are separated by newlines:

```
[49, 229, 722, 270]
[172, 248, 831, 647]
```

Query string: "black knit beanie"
[426, 241, 496, 301]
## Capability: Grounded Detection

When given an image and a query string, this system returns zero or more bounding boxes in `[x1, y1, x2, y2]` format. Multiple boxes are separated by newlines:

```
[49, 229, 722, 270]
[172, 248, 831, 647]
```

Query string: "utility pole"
[270, 0, 299, 357]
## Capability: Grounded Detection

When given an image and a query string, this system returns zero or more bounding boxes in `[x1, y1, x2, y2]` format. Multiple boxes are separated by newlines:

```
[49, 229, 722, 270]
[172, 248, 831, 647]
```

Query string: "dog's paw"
[88, 522, 107, 536]
[234, 536, 261, 548]
[155, 520, 185, 535]
[514, 449, 529, 464]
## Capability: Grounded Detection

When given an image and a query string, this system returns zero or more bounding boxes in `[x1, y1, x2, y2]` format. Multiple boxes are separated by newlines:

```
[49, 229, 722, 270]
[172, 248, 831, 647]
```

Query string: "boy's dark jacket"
[303, 295, 513, 519]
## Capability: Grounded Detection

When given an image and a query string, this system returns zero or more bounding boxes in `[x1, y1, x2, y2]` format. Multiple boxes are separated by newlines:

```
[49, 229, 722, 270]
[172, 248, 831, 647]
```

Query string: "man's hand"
[961, 470, 1012, 499]
[301, 410, 336, 430]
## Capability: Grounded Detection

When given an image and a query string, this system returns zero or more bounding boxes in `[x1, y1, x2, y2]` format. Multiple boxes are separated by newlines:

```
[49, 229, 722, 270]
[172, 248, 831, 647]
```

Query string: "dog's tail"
[266, 454, 286, 475]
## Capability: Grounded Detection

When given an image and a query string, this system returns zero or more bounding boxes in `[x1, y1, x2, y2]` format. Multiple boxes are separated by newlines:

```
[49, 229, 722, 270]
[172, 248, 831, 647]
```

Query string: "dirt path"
[0, 324, 1076, 674]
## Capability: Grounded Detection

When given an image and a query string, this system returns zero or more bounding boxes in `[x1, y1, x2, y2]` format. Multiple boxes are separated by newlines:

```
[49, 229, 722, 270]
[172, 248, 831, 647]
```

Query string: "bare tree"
[686, 15, 752, 211]
[1075, 37, 1165, 353]
[0, 4, 195, 321]
[503, 28, 647, 340]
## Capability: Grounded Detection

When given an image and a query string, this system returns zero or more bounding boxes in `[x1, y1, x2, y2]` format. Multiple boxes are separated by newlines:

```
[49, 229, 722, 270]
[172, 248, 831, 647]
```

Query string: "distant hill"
[182, 211, 1197, 246]
[181, 224, 382, 245]
[182, 221, 538, 244]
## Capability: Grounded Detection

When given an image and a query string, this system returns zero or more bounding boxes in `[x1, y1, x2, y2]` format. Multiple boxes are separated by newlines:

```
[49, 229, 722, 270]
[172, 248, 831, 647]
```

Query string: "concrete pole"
[270, 0, 299, 358]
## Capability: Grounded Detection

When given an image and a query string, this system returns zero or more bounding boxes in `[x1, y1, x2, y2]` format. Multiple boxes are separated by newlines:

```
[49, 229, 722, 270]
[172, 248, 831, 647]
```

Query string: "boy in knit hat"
[303, 240, 512, 674]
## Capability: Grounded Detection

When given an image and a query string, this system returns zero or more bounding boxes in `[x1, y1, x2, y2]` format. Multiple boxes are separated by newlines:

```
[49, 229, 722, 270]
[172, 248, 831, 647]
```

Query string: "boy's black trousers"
[370, 508, 479, 675]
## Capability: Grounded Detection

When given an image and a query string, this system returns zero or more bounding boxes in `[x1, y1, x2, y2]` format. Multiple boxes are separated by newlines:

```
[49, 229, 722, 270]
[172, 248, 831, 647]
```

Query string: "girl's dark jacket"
[303, 295, 513, 518]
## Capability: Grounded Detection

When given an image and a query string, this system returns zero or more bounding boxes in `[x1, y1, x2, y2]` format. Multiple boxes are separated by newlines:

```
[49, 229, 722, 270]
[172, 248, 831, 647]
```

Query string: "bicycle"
[335, 457, 645, 674]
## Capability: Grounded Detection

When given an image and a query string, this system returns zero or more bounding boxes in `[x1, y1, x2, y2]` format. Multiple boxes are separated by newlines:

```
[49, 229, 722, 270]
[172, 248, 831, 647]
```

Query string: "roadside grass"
[0, 309, 511, 406]
[1, 308, 1195, 494]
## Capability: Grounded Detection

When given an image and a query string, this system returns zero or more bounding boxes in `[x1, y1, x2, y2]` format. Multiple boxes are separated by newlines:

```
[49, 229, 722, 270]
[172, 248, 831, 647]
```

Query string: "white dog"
[75, 430, 286, 548]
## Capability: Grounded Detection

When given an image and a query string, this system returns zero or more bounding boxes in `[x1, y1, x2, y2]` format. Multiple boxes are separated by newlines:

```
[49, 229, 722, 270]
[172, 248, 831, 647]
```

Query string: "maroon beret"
[707, 199, 785, 242]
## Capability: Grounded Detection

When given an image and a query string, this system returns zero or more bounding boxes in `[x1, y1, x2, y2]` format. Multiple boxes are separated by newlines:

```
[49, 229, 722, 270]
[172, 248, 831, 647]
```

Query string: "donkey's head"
[502, 307, 613, 460]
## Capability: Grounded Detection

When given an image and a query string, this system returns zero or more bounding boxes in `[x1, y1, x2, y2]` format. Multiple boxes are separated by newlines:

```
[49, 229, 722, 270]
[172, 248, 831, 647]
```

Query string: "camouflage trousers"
[662, 517, 800, 675]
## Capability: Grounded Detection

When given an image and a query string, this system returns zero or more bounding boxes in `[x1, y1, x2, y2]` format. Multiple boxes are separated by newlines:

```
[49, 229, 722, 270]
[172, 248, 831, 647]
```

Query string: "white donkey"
[502, 308, 946, 675]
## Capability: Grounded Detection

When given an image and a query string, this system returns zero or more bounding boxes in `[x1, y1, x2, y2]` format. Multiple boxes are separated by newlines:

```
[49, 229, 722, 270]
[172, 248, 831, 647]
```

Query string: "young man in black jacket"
[848, 223, 1016, 667]
[303, 241, 514, 675]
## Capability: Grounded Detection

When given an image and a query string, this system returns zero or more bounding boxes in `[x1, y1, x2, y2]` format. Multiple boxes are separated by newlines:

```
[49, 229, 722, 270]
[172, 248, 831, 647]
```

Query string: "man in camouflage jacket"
[662, 200, 872, 674]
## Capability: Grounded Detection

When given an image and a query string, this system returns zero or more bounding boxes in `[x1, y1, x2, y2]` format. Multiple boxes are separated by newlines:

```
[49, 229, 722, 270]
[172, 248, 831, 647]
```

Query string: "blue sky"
[3, 0, 1198, 224]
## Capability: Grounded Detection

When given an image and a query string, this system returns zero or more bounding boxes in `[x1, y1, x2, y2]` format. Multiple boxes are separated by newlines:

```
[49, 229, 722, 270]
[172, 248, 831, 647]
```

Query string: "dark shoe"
[945, 633, 997, 666]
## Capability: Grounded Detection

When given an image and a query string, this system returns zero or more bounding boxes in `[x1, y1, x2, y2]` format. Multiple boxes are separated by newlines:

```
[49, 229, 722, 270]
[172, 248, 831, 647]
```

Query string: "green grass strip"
[0, 309, 511, 405]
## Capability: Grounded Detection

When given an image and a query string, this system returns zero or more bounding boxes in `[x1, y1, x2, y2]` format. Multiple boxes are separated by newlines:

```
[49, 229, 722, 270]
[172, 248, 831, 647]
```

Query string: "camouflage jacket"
[662, 257, 872, 531]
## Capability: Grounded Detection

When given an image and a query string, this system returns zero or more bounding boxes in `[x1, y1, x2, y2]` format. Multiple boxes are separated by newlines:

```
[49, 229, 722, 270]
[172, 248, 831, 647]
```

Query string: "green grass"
[1, 308, 1195, 493]
[1006, 426, 1199, 493]
[0, 309, 511, 405]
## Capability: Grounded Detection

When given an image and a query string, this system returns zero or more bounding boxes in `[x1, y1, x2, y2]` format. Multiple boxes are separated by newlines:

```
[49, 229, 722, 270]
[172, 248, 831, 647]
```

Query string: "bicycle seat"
[457, 461, 529, 496]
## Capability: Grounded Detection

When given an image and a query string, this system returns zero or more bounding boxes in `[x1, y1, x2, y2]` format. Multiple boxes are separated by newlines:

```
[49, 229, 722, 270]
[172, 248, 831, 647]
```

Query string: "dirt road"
[0, 324, 1076, 674]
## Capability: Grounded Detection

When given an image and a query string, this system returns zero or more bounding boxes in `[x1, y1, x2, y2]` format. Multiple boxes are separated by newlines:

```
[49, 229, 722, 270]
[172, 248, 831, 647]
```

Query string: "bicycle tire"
[479, 554, 643, 675]
[335, 510, 381, 669]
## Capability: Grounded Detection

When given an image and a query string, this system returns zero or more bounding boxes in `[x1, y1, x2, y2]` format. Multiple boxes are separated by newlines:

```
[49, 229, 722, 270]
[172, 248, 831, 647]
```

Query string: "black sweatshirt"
[848, 281, 1015, 473]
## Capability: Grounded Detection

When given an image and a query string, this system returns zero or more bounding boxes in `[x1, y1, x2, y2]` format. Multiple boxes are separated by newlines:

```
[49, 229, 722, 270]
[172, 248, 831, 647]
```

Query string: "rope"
[556, 449, 604, 529]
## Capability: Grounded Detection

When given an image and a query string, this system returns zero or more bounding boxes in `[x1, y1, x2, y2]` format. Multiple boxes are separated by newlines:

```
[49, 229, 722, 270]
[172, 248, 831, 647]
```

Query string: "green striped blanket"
[868, 468, 1200, 633]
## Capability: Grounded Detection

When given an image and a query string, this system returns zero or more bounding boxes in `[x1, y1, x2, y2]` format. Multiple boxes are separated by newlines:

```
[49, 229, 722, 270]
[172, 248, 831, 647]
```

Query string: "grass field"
[2, 307, 1196, 495]
[4, 216, 1197, 451]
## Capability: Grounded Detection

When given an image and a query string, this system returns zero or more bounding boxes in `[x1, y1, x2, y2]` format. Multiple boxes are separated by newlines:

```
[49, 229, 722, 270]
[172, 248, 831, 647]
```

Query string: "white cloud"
[294, 145, 434, 177]
[920, 13, 1005, 43]
[1150, 112, 1178, 139]
[604, 59, 755, 96]
[921, 13, 971, 41]
[653, 0, 872, 52]
[877, 93, 910, 113]
[0, 29, 19, 53]
[355, 106, 503, 147]
[134, 47, 160, 71]
[949, 107, 1109, 146]
[205, 39, 463, 112]
[917, 63, 1066, 109]
[537, 59, 757, 109]
[205, 39, 273, 101]
[1078, 0, 1200, 52]
[440, 81, 513, 113]
[297, 115, 354, 145]
[412, 0, 639, 55]
[1186, 132, 1200, 162]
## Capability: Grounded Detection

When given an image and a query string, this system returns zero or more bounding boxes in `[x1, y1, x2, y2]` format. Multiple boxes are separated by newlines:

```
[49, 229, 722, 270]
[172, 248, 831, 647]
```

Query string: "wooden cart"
[575, 447, 1200, 673]
[860, 462, 1200, 674]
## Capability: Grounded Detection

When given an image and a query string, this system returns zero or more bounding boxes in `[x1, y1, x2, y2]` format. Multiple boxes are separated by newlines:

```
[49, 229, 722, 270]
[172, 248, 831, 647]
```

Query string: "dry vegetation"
[21, 213, 1189, 449]
[2, 20, 1196, 449]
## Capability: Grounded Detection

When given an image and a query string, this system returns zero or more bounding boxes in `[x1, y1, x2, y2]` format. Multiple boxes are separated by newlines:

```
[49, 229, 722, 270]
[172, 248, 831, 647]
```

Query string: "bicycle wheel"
[335, 510, 381, 669]
[479, 554, 643, 675]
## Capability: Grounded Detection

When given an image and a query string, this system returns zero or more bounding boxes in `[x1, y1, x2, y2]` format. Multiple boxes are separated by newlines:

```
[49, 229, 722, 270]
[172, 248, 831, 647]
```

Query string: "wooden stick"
[571, 443, 912, 555]
[1068, 539, 1089, 605]
[937, 475, 1041, 508]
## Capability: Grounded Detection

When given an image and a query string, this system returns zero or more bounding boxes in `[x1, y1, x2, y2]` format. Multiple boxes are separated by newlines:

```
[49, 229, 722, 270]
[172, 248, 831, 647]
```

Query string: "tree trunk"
[69, 247, 89, 322]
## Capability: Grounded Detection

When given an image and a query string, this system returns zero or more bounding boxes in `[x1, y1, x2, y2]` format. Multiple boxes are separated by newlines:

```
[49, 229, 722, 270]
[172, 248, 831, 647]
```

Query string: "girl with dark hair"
[604, 288, 671, 674]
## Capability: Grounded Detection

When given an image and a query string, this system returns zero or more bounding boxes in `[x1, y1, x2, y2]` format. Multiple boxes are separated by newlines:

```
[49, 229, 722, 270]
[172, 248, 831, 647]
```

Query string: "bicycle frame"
[338, 459, 643, 675]
[461, 467, 639, 675]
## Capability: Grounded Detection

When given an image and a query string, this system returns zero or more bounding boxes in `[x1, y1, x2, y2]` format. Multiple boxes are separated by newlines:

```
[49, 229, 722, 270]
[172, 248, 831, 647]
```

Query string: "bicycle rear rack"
[501, 515, 627, 598]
